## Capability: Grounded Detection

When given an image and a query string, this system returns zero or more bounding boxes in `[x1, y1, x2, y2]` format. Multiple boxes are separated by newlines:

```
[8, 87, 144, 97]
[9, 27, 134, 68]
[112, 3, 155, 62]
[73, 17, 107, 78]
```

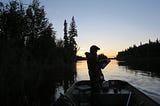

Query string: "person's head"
[90, 45, 100, 54]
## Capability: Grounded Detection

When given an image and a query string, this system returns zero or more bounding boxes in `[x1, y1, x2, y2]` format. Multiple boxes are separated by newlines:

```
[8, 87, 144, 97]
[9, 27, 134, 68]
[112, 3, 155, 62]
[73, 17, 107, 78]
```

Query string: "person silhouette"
[85, 45, 105, 92]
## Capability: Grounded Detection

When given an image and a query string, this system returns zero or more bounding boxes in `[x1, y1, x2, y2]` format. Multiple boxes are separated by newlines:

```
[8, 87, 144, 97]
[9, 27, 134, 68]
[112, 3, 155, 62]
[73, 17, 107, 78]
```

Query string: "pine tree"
[0, 0, 26, 47]
[156, 38, 159, 43]
[69, 16, 78, 46]
[64, 19, 68, 47]
[25, 0, 56, 57]
[68, 16, 78, 59]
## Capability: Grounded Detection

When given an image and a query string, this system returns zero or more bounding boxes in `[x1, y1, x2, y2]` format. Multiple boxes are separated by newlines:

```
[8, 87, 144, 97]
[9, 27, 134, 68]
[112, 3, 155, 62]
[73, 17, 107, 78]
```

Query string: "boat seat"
[75, 85, 92, 106]
[92, 89, 131, 106]
[75, 85, 92, 93]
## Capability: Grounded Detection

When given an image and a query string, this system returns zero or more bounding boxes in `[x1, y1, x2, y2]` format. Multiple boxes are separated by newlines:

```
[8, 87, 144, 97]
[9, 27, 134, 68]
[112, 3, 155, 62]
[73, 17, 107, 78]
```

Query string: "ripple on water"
[76, 60, 160, 104]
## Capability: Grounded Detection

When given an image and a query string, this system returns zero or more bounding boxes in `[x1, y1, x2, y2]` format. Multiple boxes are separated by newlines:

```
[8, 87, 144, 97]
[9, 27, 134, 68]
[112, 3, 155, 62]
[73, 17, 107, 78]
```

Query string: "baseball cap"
[90, 45, 100, 52]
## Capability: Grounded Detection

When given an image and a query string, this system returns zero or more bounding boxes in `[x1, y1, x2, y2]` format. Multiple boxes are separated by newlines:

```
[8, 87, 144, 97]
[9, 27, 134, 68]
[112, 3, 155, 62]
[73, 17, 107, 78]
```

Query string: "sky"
[2, 0, 160, 57]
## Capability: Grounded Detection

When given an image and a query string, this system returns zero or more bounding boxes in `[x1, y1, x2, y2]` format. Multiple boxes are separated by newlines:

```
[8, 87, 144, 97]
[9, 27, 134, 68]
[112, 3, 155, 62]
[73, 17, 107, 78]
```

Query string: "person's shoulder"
[85, 52, 90, 57]
[85, 52, 92, 60]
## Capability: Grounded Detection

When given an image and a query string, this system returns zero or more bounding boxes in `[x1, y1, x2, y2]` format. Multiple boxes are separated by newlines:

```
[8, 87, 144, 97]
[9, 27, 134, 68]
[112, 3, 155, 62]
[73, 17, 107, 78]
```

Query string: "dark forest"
[0, 0, 78, 105]
[117, 39, 160, 74]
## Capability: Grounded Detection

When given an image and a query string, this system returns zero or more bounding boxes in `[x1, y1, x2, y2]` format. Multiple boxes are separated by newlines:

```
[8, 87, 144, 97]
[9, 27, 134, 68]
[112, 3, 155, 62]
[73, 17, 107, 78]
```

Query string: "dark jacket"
[85, 52, 100, 73]
[85, 52, 103, 82]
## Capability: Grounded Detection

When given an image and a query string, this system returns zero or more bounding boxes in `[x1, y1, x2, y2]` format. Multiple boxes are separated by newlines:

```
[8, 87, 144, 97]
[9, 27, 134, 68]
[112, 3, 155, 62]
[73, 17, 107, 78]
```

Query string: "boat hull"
[55, 80, 159, 106]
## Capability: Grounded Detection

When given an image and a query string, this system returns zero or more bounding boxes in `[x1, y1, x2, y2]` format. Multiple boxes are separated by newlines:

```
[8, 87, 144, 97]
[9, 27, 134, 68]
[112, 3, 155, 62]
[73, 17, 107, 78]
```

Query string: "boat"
[55, 80, 159, 106]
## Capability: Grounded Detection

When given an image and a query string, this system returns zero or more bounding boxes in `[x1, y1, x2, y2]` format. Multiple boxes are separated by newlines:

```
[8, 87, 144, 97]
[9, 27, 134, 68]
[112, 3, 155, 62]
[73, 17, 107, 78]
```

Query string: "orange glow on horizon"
[77, 51, 117, 58]
[77, 46, 118, 58]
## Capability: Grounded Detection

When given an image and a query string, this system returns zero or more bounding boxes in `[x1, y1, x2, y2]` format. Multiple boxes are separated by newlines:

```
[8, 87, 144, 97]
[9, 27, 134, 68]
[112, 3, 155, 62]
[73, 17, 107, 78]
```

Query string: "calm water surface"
[76, 60, 160, 103]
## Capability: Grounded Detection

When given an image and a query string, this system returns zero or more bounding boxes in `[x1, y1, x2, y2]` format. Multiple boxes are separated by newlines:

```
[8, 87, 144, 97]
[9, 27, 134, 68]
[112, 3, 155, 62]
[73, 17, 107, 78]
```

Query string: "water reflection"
[118, 61, 160, 77]
[76, 61, 89, 80]
[76, 60, 160, 103]
[54, 60, 160, 104]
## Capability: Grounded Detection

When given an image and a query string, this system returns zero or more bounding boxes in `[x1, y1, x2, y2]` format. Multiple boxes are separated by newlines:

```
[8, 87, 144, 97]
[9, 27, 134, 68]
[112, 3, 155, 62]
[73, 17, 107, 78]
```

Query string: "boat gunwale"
[64, 80, 159, 106]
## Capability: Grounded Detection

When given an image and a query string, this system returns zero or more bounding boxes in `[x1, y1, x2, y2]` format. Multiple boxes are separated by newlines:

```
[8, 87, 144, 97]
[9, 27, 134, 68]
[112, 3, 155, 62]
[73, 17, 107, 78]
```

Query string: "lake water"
[76, 60, 160, 104]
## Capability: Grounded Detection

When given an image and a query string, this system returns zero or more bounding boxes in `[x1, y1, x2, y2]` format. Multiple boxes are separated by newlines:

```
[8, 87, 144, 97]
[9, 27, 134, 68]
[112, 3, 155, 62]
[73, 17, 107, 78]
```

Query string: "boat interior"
[66, 80, 132, 106]
[55, 80, 159, 106]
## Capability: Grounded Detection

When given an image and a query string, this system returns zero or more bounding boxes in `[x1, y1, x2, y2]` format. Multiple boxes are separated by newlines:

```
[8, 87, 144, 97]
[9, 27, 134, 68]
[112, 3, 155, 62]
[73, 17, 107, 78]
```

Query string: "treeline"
[0, 0, 77, 106]
[117, 39, 160, 61]
[117, 39, 160, 73]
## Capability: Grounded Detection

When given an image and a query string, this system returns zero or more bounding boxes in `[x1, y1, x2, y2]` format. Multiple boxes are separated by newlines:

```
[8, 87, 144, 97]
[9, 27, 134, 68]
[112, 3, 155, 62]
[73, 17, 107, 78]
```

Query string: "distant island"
[76, 54, 116, 61]
[76, 56, 86, 60]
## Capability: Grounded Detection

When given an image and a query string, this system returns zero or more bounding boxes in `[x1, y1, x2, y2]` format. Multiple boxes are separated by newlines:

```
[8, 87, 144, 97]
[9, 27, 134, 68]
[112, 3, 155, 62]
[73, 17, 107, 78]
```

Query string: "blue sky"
[2, 0, 160, 57]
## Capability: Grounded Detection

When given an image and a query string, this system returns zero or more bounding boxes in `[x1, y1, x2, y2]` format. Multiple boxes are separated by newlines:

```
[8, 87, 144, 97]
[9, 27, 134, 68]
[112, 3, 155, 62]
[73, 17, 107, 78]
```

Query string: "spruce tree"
[25, 0, 56, 58]
[64, 19, 68, 48]
[0, 0, 26, 46]
[68, 16, 78, 61]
